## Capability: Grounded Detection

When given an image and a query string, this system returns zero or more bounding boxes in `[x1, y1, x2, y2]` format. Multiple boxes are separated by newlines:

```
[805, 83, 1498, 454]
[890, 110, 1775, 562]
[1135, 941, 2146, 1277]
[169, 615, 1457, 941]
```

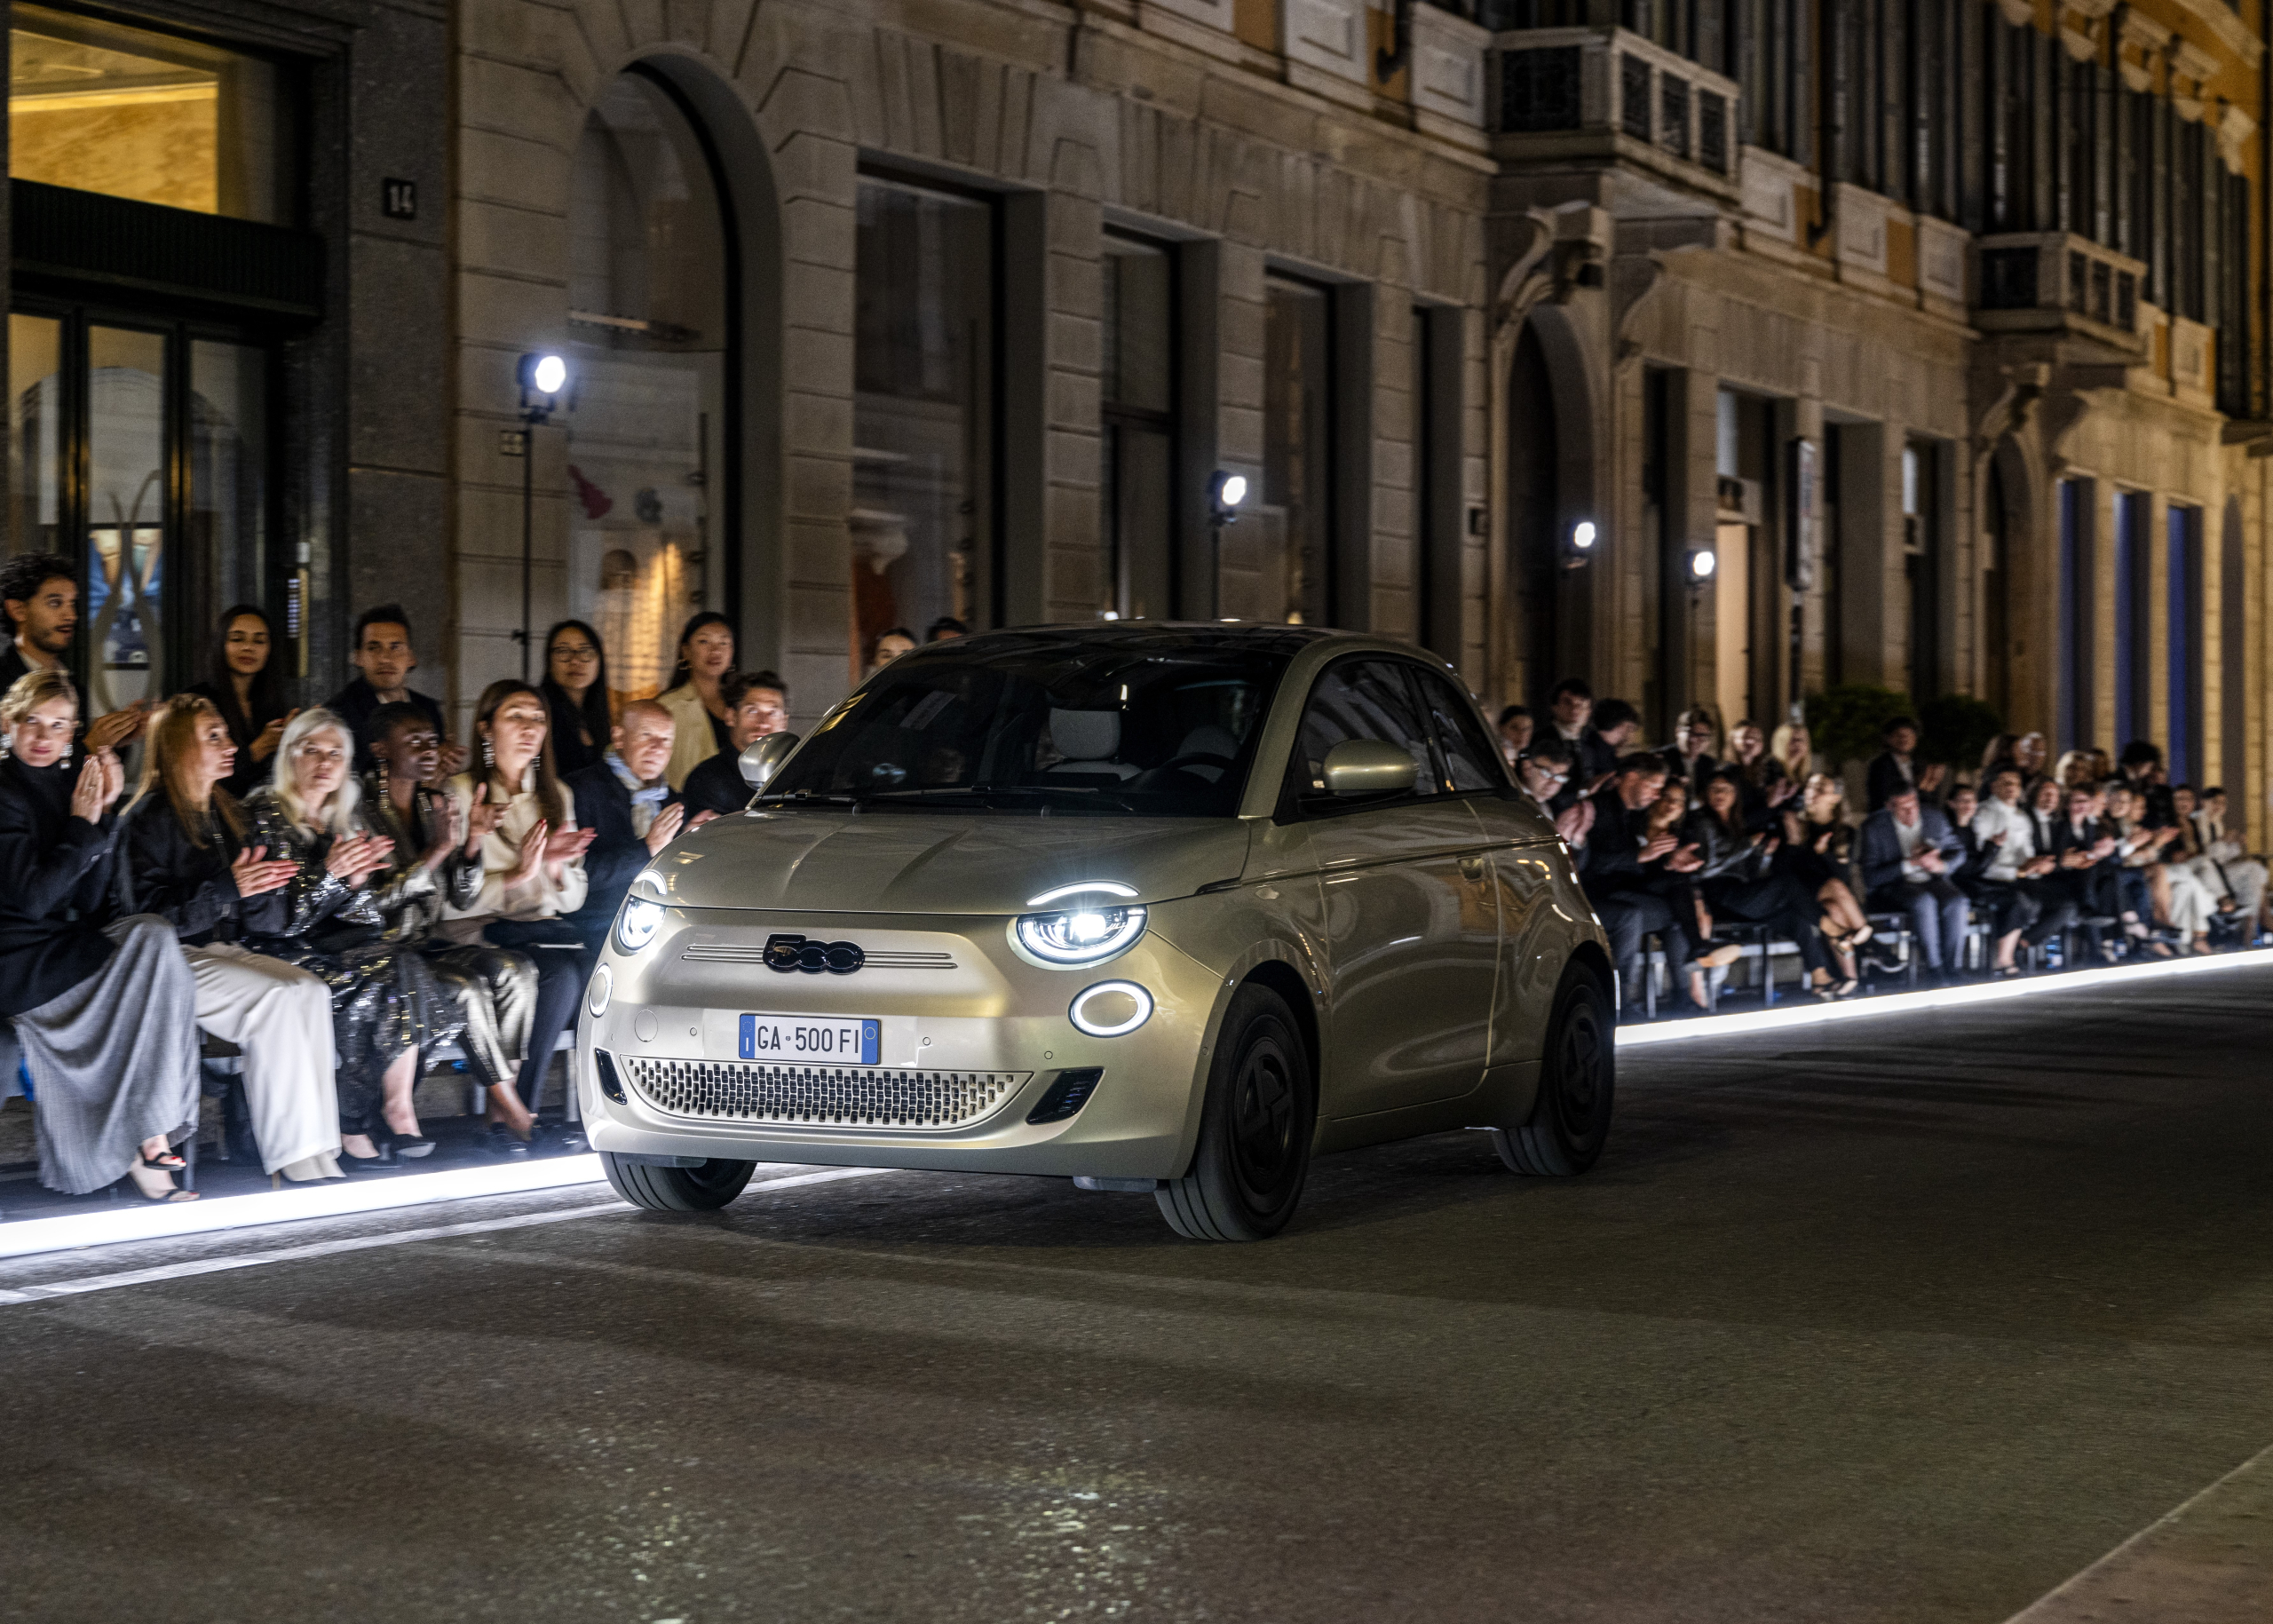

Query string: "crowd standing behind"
[1506, 680, 2273, 1020]
[0, 553, 803, 1204]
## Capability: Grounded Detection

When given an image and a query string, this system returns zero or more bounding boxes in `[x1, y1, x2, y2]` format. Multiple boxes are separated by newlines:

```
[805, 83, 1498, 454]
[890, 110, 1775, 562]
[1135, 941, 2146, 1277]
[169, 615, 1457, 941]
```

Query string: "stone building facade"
[1, 0, 2265, 822]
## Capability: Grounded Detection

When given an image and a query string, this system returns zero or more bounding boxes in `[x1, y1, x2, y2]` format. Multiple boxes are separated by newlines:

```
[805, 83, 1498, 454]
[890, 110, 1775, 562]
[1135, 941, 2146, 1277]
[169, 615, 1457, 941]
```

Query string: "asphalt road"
[4, 965, 2271, 1624]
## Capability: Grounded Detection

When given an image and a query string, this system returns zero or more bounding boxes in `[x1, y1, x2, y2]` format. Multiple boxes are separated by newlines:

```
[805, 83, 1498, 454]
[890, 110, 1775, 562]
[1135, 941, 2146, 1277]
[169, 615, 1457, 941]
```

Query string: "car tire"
[1491, 963, 1615, 1176]
[601, 1153, 759, 1211]
[1155, 983, 1315, 1241]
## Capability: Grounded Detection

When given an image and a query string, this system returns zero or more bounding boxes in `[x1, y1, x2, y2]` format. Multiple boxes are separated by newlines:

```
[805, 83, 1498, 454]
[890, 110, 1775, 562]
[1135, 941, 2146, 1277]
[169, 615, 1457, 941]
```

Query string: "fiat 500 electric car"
[578, 623, 1613, 1240]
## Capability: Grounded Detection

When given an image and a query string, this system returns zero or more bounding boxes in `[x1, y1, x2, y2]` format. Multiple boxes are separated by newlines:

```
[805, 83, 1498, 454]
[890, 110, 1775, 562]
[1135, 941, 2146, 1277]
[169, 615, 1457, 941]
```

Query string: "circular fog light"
[587, 964, 613, 1018]
[1069, 979, 1152, 1037]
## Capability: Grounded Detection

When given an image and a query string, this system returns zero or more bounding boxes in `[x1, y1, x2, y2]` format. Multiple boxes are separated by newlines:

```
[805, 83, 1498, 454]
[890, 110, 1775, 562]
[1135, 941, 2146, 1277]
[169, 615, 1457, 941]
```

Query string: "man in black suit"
[561, 699, 684, 952]
[1865, 716, 1947, 812]
[1576, 753, 1699, 1013]
[680, 669, 790, 820]
[1857, 787, 1969, 980]
[324, 604, 464, 775]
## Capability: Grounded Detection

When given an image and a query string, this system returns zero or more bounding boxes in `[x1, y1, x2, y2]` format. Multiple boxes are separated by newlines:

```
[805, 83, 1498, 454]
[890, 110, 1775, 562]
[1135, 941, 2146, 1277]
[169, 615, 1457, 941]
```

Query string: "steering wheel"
[1149, 751, 1235, 775]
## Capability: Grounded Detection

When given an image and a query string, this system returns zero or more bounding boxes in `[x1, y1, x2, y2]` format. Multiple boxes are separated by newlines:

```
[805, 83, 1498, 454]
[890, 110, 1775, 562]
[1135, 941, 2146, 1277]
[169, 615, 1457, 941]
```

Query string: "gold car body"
[575, 628, 1609, 1178]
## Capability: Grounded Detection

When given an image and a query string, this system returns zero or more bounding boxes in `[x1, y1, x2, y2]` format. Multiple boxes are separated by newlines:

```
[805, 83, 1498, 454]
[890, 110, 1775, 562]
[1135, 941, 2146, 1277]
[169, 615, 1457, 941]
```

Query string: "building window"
[852, 174, 996, 668]
[1903, 440, 1939, 704]
[2112, 491, 2150, 747]
[7, 4, 287, 223]
[1239, 273, 1335, 626]
[2056, 477, 2094, 753]
[1099, 232, 1175, 622]
[565, 71, 733, 705]
[8, 307, 273, 705]
[2166, 503, 2202, 781]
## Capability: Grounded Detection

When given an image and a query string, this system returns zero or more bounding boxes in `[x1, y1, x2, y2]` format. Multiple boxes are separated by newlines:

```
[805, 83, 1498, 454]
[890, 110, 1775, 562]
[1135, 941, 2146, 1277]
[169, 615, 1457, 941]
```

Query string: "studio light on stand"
[1210, 471, 1248, 527]
[1685, 546, 1718, 585]
[514, 352, 571, 681]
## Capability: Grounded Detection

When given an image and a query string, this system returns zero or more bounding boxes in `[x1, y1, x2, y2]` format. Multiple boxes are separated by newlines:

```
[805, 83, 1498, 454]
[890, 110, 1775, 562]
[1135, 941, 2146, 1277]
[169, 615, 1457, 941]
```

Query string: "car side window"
[1406, 668, 1509, 793]
[1283, 657, 1437, 812]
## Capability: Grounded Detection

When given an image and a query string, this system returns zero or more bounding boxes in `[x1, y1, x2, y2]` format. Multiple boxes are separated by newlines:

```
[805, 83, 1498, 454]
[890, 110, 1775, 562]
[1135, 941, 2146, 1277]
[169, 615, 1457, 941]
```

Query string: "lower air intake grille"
[621, 1057, 1028, 1129]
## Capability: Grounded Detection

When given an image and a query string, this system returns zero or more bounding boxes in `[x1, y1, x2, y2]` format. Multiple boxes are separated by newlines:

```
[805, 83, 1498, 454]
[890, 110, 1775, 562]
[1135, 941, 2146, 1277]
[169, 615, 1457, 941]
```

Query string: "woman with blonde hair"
[1769, 719, 1814, 788]
[121, 693, 341, 1181]
[0, 670, 202, 1201]
[242, 707, 467, 1168]
[441, 679, 595, 1153]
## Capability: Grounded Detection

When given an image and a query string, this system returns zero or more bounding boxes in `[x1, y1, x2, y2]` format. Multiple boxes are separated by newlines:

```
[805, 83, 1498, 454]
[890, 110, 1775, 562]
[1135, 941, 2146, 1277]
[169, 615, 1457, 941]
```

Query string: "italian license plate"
[739, 1013, 881, 1065]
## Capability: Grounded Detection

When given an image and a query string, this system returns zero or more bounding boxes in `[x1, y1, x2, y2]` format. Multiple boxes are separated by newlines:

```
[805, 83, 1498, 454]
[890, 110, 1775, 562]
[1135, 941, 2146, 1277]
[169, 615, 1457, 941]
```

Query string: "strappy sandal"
[139, 1149, 186, 1171]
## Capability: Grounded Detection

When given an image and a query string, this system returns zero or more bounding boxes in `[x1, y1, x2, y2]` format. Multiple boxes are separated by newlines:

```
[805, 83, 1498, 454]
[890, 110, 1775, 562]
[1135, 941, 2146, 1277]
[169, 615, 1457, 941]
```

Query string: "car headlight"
[1014, 903, 1147, 966]
[614, 875, 667, 955]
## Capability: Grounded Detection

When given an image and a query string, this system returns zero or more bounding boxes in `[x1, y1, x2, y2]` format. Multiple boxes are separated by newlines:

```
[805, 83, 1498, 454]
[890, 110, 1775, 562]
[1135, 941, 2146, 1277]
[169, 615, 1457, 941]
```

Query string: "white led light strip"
[1616, 945, 2273, 1047]
[0, 1153, 608, 1262]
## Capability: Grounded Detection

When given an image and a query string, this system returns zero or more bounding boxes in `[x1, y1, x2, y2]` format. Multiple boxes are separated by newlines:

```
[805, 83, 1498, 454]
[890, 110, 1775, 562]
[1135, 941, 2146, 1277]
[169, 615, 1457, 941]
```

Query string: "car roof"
[897, 621, 1445, 664]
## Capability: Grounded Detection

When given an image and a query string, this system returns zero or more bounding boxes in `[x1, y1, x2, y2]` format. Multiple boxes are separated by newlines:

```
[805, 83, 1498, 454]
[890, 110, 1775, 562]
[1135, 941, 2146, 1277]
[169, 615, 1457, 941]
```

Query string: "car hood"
[645, 808, 1255, 915]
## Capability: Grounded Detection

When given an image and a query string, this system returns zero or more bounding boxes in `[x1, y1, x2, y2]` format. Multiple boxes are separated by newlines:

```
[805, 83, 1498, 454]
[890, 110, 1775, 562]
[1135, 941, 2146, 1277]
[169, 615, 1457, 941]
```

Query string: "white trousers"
[2160, 864, 2220, 937]
[2188, 853, 2267, 925]
[187, 943, 342, 1179]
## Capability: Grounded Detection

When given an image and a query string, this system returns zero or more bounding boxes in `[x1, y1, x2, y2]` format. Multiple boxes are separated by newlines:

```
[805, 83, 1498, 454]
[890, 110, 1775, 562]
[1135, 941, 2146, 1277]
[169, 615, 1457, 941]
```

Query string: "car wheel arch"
[1238, 958, 1320, 1090]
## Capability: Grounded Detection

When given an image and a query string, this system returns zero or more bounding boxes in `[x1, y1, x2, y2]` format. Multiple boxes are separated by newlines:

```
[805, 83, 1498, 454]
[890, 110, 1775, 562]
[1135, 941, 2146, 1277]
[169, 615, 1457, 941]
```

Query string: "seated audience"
[2012, 731, 2049, 788]
[1665, 707, 1720, 798]
[188, 604, 294, 800]
[2116, 741, 2177, 828]
[565, 700, 685, 951]
[325, 604, 465, 777]
[0, 671, 200, 1202]
[1689, 769, 1839, 997]
[681, 671, 789, 820]
[540, 619, 613, 777]
[1779, 772, 1872, 973]
[1970, 766, 2078, 976]
[2166, 786, 2243, 949]
[362, 702, 543, 1145]
[2103, 783, 2177, 957]
[1495, 704, 1533, 769]
[1546, 678, 1618, 809]
[1865, 716, 1947, 812]
[867, 627, 917, 680]
[122, 694, 342, 1180]
[1857, 787, 1969, 982]
[1725, 720, 1796, 828]
[656, 611, 737, 790]
[441, 679, 597, 1153]
[243, 709, 467, 1171]
[2193, 788, 2268, 932]
[1576, 754, 1701, 1014]
[1769, 719, 1815, 791]
[0, 551, 148, 754]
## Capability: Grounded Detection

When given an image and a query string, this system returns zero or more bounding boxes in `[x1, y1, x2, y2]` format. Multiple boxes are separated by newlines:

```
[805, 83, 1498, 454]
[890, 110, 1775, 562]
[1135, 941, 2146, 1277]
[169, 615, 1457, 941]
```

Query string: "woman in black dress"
[1688, 768, 1841, 997]
[187, 603, 294, 801]
[540, 619, 612, 777]
[0, 670, 202, 1201]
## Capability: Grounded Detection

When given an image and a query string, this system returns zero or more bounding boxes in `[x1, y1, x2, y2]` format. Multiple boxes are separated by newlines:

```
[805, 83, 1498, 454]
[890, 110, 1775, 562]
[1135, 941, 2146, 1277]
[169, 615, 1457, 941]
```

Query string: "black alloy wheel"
[1157, 983, 1315, 1241]
[1492, 963, 1616, 1176]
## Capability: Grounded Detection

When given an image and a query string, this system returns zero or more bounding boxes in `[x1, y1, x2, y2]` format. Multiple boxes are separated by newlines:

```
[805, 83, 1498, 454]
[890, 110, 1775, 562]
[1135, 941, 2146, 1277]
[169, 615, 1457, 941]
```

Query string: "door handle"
[1459, 855, 1487, 882]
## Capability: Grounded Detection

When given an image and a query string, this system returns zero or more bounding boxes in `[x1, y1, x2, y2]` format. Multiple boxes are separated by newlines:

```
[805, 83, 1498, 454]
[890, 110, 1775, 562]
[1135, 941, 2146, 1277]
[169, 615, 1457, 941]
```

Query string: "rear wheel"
[1491, 963, 1614, 1176]
[601, 1153, 758, 1211]
[1155, 984, 1315, 1241]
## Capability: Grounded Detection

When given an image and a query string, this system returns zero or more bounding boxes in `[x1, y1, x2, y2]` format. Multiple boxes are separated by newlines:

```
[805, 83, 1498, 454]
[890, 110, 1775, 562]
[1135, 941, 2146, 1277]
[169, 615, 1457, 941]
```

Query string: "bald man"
[562, 700, 685, 952]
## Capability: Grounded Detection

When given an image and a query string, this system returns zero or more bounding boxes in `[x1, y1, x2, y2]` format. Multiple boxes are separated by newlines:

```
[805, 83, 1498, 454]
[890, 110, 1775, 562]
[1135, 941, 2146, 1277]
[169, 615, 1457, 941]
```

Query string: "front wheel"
[1156, 983, 1315, 1241]
[1491, 963, 1615, 1176]
[601, 1153, 758, 1211]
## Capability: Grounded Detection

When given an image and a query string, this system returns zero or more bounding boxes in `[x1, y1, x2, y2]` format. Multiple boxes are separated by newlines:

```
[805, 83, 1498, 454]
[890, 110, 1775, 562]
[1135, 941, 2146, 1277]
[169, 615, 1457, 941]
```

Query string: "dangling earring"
[481, 737, 495, 772]
[376, 757, 390, 801]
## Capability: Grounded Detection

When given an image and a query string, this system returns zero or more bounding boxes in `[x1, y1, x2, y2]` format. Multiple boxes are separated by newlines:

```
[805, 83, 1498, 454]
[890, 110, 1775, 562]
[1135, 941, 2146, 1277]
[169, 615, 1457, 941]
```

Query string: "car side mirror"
[739, 732, 801, 791]
[1322, 738, 1416, 797]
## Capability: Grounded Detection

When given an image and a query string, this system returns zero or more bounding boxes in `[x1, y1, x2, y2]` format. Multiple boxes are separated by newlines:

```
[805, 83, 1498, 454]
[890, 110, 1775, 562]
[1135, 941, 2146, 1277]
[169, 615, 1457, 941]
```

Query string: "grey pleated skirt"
[17, 915, 202, 1195]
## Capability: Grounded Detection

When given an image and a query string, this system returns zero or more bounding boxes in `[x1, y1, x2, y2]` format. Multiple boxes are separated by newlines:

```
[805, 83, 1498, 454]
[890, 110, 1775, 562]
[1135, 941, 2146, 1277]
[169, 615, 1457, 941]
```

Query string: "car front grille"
[618, 1055, 1027, 1129]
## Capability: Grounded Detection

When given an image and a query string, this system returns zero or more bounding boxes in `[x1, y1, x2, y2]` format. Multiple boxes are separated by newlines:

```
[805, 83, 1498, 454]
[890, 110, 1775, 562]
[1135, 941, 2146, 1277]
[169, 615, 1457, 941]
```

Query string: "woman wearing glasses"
[540, 619, 612, 777]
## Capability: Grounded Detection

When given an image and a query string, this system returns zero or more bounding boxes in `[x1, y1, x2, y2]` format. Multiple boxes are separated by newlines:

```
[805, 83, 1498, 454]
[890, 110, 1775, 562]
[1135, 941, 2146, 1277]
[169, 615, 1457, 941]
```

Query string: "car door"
[1287, 656, 1500, 1117]
[1405, 665, 1562, 1067]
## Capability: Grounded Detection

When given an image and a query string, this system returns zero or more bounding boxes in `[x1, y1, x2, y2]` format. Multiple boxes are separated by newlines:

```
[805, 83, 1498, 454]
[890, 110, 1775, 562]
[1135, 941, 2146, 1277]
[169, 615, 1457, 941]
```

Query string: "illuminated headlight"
[614, 875, 667, 955]
[1070, 980, 1153, 1037]
[1014, 904, 1147, 966]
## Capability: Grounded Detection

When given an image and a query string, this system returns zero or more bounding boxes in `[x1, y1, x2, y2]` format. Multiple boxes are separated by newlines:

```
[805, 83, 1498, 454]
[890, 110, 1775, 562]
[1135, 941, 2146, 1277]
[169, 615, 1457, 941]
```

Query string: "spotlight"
[1562, 518, 1600, 569]
[1211, 471, 1249, 527]
[1686, 547, 1718, 582]
[519, 352, 568, 401]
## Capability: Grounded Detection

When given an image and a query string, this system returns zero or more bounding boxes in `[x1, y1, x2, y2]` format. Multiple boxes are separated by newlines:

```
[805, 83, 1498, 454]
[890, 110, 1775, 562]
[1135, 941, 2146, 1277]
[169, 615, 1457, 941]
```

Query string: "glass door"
[5, 303, 273, 702]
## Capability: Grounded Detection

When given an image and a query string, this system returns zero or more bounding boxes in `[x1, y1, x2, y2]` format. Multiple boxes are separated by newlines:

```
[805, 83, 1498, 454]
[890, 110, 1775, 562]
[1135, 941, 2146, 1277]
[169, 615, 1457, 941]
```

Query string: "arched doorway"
[1507, 321, 1562, 706]
[563, 69, 735, 706]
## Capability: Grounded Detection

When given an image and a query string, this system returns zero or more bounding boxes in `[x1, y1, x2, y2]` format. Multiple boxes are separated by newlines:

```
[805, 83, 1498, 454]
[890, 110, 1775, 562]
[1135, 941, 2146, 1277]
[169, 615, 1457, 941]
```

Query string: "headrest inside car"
[1050, 709, 1121, 763]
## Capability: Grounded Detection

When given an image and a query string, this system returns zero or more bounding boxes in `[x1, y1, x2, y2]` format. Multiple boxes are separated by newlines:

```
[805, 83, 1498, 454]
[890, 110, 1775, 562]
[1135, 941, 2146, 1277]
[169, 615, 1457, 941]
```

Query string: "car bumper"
[575, 907, 1224, 1179]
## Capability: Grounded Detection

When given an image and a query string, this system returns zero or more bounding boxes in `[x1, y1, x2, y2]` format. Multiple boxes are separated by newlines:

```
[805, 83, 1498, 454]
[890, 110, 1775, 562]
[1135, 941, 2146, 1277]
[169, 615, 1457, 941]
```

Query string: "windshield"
[763, 630, 1293, 816]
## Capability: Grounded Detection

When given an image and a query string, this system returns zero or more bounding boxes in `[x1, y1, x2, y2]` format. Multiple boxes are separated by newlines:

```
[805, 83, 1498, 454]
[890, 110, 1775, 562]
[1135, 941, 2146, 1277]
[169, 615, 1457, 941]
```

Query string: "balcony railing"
[1976, 232, 2146, 342]
[1491, 27, 1738, 188]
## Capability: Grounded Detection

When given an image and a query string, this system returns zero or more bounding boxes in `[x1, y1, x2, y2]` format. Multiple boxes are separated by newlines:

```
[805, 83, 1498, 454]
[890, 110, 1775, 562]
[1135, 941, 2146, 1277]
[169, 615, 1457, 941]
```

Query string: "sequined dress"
[242, 788, 464, 1133]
